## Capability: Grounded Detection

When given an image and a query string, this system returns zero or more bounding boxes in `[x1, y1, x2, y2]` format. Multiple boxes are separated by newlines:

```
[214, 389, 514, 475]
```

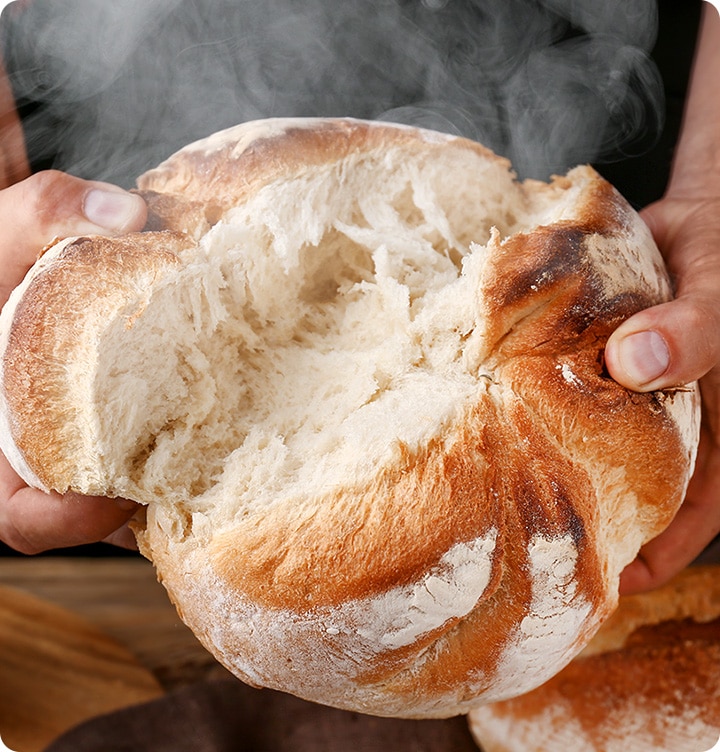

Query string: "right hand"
[0, 170, 147, 553]
[607, 193, 720, 595]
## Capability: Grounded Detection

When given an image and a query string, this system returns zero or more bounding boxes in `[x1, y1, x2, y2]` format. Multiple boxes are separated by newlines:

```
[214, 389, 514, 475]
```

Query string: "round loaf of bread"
[467, 565, 720, 751]
[0, 118, 701, 717]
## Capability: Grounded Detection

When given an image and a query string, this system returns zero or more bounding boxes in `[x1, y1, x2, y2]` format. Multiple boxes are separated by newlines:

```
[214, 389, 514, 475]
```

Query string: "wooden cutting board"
[0, 584, 163, 752]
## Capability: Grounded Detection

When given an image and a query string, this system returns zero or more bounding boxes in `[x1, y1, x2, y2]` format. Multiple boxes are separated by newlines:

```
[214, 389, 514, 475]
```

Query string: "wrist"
[664, 4, 720, 200]
[0, 64, 29, 188]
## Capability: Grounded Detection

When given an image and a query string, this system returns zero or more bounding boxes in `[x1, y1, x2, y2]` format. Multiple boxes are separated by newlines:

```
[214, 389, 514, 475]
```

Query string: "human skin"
[0, 61, 146, 552]
[606, 3, 720, 595]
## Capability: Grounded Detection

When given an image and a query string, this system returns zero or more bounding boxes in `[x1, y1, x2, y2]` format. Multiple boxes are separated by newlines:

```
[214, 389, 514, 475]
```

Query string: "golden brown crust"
[136, 118, 499, 213]
[1, 232, 189, 492]
[213, 411, 502, 611]
[583, 565, 720, 655]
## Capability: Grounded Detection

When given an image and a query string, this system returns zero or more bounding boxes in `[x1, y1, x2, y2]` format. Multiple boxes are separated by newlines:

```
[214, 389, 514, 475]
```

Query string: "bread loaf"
[0, 118, 700, 717]
[468, 565, 720, 751]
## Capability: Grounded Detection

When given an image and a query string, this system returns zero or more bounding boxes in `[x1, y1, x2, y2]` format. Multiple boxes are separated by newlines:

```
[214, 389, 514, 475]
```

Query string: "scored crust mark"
[480, 221, 690, 549]
[0, 118, 701, 717]
[212, 409, 504, 611]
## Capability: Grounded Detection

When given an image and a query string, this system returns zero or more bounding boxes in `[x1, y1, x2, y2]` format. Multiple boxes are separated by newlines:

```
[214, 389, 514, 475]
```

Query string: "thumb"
[604, 297, 719, 392]
[0, 170, 147, 306]
[605, 202, 720, 392]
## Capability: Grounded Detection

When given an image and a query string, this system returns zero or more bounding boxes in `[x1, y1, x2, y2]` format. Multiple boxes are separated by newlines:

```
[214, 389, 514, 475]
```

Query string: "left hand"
[0, 171, 148, 554]
[605, 193, 720, 594]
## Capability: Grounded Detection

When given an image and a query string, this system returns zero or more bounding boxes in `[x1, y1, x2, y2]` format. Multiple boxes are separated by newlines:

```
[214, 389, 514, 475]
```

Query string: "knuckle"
[683, 298, 713, 329]
[673, 297, 720, 361]
[0, 522, 43, 555]
[697, 304, 720, 360]
[20, 170, 83, 233]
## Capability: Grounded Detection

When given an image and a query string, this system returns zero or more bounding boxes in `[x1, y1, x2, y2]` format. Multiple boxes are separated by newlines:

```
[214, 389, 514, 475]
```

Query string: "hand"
[605, 194, 720, 594]
[0, 170, 147, 553]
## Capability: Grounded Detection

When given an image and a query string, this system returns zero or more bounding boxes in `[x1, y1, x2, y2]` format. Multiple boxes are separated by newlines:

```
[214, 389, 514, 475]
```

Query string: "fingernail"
[84, 189, 143, 232]
[618, 330, 670, 386]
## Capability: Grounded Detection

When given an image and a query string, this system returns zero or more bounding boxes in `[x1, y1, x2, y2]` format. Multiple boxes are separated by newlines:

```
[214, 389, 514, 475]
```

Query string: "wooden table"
[0, 556, 233, 751]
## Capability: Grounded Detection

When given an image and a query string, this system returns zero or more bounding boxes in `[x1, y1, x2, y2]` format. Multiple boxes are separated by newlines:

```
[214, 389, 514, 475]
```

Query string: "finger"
[619, 422, 720, 595]
[604, 296, 720, 392]
[0, 485, 140, 555]
[619, 505, 720, 595]
[605, 204, 720, 393]
[102, 519, 140, 550]
[0, 170, 147, 306]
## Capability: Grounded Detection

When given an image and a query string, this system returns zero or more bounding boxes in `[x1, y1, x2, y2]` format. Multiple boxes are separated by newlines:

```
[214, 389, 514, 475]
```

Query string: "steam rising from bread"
[3, 0, 662, 185]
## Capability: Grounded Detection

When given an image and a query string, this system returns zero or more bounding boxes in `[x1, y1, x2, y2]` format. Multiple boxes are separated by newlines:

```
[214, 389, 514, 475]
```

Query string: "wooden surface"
[0, 556, 228, 751]
[0, 556, 226, 688]
[0, 579, 163, 752]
